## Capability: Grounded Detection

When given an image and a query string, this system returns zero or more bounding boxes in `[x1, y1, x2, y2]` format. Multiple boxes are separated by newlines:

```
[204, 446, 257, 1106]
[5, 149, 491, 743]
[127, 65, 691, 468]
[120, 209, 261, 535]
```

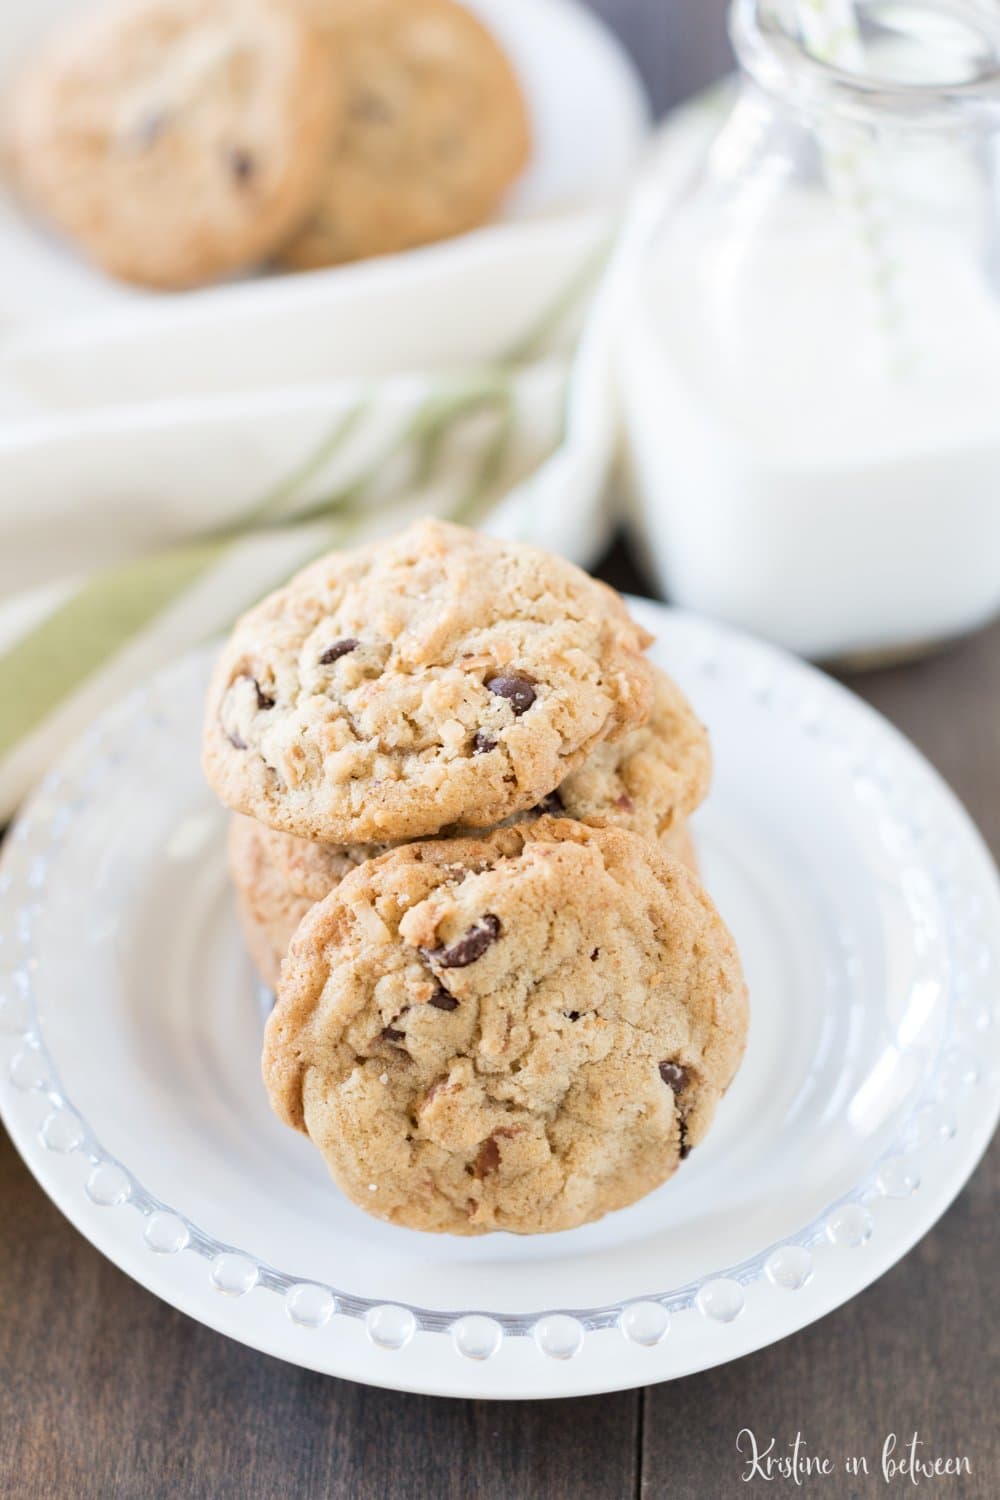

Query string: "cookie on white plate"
[203, 519, 655, 844]
[229, 810, 701, 990]
[227, 659, 710, 986]
[263, 819, 748, 1234]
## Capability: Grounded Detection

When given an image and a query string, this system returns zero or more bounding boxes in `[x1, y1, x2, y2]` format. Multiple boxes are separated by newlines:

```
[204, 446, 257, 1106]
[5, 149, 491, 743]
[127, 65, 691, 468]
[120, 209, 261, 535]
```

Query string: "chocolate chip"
[351, 89, 393, 123]
[534, 791, 564, 815]
[472, 730, 496, 755]
[658, 1062, 689, 1091]
[228, 148, 255, 184]
[565, 1010, 581, 1021]
[319, 638, 359, 665]
[615, 793, 635, 812]
[473, 1137, 500, 1178]
[381, 1026, 405, 1044]
[590, 948, 600, 962]
[424, 914, 501, 968]
[428, 988, 459, 1011]
[485, 675, 536, 715]
[230, 673, 274, 715]
[659, 1065, 691, 1153]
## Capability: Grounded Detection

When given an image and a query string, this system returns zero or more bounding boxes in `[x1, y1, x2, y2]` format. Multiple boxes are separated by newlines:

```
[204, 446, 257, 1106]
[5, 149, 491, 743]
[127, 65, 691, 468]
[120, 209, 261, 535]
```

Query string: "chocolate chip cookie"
[6, 0, 338, 288]
[203, 519, 655, 845]
[259, 660, 708, 878]
[228, 662, 710, 985]
[279, 0, 531, 267]
[230, 809, 701, 990]
[228, 812, 316, 992]
[263, 819, 747, 1234]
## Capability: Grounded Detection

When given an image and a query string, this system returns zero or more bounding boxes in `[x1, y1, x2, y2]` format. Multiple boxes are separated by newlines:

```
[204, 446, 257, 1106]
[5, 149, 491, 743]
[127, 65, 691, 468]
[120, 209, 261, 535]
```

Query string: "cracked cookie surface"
[230, 810, 699, 989]
[263, 819, 747, 1235]
[203, 519, 654, 844]
[258, 663, 709, 893]
[228, 661, 708, 985]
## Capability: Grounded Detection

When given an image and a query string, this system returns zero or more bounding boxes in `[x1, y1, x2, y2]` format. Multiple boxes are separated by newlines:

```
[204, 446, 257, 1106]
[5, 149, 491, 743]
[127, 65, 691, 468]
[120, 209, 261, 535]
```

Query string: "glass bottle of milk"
[621, 0, 1000, 661]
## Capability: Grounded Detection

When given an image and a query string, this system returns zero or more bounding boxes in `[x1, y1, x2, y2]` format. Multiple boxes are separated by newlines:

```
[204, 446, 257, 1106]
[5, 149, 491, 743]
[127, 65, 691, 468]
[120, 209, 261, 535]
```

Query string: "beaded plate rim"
[1, 602, 998, 1393]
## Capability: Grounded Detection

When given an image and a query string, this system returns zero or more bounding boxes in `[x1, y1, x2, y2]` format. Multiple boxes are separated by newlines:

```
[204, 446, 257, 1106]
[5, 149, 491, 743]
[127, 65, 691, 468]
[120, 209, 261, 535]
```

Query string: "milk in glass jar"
[621, 0, 1000, 661]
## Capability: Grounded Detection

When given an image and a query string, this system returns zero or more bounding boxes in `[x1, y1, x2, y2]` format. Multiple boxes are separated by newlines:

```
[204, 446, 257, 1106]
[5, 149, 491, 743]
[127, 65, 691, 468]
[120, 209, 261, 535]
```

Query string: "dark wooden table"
[3, 5, 997, 1497]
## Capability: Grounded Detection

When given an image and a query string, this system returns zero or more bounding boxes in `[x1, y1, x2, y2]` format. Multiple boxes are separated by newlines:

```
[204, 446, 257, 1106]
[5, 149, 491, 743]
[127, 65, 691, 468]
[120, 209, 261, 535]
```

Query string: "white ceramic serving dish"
[2, 600, 997, 1399]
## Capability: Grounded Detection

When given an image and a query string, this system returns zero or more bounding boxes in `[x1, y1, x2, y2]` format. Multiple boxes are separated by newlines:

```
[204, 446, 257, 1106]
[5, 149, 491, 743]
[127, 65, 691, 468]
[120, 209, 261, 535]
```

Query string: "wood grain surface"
[2, 4, 997, 1497]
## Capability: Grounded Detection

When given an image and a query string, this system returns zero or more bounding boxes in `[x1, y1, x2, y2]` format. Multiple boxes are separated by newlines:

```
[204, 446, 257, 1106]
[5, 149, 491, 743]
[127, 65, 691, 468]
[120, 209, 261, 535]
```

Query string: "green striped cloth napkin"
[0, 227, 618, 820]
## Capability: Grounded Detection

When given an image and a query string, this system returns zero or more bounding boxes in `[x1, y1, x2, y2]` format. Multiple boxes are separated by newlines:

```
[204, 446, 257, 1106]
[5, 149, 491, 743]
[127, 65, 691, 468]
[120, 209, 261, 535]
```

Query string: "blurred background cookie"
[279, 0, 531, 268]
[5, 0, 339, 288]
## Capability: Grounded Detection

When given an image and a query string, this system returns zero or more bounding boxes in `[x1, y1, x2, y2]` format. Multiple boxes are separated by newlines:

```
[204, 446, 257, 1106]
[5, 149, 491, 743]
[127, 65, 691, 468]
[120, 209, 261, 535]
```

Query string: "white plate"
[1, 601, 998, 1399]
[0, 0, 648, 352]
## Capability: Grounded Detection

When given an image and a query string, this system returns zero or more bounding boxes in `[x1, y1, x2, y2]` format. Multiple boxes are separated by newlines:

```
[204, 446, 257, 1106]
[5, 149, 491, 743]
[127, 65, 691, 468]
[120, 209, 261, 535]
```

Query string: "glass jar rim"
[730, 0, 1000, 129]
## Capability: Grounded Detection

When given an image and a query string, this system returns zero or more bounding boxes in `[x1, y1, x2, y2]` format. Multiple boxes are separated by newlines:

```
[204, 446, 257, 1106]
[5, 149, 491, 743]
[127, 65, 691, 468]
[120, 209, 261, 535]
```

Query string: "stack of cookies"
[4, 0, 531, 289]
[204, 520, 748, 1234]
